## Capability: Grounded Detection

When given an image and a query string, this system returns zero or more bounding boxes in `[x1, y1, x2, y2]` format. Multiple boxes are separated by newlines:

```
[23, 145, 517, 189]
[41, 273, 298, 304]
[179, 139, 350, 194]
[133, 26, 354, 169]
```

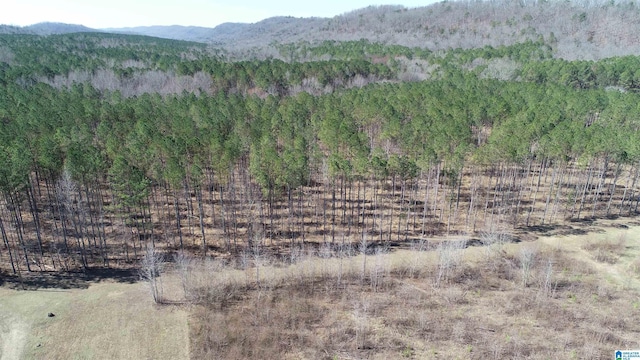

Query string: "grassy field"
[1, 218, 640, 359]
[0, 276, 189, 360]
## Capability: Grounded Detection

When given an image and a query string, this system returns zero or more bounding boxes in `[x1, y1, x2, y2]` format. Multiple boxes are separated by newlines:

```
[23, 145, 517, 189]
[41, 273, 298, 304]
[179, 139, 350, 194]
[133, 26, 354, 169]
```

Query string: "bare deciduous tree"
[538, 257, 556, 298]
[435, 239, 466, 286]
[140, 243, 164, 303]
[352, 296, 370, 350]
[481, 230, 511, 264]
[520, 246, 537, 288]
[174, 251, 194, 302]
[57, 169, 88, 269]
[359, 234, 368, 284]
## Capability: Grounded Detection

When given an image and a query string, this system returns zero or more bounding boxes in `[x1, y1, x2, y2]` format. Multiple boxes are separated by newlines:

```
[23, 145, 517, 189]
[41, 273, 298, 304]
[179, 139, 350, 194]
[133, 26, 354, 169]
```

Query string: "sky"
[1, 0, 439, 29]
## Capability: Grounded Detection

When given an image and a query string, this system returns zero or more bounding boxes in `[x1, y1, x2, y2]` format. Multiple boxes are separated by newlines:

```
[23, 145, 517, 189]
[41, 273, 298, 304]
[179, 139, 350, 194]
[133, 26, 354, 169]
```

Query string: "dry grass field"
[187, 219, 640, 359]
[0, 276, 189, 360]
[1, 218, 639, 359]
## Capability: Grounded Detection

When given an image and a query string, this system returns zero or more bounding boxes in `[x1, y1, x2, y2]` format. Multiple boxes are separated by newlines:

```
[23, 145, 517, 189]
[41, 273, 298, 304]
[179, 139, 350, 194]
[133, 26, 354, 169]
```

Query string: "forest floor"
[1, 218, 639, 359]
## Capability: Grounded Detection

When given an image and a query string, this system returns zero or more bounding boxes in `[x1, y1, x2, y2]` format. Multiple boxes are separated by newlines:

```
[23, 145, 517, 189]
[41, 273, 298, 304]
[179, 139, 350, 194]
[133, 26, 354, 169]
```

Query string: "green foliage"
[109, 155, 151, 209]
[437, 40, 553, 67]
[2, 33, 640, 208]
[0, 33, 208, 79]
[520, 56, 640, 91]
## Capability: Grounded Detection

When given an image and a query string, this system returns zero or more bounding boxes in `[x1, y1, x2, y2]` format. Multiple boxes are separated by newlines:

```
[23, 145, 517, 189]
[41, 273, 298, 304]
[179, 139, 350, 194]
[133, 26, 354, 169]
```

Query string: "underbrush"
[184, 237, 640, 359]
[582, 233, 627, 264]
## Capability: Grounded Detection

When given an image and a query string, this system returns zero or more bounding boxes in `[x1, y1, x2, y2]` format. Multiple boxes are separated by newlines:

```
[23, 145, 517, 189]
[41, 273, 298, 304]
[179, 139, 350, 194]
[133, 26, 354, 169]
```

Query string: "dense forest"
[2, 3, 640, 275]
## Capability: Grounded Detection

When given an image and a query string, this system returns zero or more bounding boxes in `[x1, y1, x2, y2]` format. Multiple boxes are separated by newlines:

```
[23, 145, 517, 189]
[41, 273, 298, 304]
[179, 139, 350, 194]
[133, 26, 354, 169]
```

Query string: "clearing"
[0, 276, 188, 360]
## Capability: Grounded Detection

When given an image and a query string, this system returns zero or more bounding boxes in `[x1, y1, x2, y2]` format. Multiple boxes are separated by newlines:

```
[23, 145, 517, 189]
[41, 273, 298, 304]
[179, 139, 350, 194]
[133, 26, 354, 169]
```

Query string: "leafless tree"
[435, 239, 466, 286]
[140, 243, 164, 303]
[520, 246, 537, 288]
[174, 251, 194, 301]
[407, 238, 428, 278]
[352, 296, 370, 349]
[481, 230, 511, 264]
[56, 169, 88, 269]
[538, 257, 556, 299]
[370, 246, 387, 292]
[359, 234, 368, 284]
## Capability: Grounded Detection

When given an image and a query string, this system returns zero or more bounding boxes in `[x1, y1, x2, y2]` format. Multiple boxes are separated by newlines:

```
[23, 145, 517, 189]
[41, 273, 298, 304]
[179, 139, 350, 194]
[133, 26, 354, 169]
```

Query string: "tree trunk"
[490, 163, 504, 229]
[98, 187, 109, 267]
[388, 175, 396, 243]
[620, 163, 639, 215]
[606, 163, 621, 216]
[26, 182, 45, 261]
[331, 179, 336, 243]
[542, 164, 558, 224]
[0, 214, 16, 274]
[229, 173, 238, 251]
[453, 167, 463, 231]
[577, 164, 594, 219]
[550, 163, 567, 223]
[514, 160, 532, 225]
[173, 189, 184, 251]
[421, 168, 431, 237]
[433, 163, 441, 223]
[591, 157, 608, 218]
[196, 186, 206, 255]
[184, 180, 194, 238]
[467, 165, 478, 233]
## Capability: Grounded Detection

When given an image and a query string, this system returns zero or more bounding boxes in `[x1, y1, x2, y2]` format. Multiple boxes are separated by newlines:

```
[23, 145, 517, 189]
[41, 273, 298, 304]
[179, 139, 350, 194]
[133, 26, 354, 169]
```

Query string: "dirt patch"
[0, 312, 28, 360]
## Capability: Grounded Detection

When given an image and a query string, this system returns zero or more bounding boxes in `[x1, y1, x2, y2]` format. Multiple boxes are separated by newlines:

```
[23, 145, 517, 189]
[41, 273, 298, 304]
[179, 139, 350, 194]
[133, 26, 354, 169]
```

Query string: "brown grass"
[187, 226, 640, 359]
[0, 278, 189, 360]
[582, 233, 627, 264]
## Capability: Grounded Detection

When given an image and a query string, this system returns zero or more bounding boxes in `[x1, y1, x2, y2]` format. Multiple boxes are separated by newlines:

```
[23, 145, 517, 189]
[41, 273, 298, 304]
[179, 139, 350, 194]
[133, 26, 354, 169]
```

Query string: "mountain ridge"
[2, 1, 640, 60]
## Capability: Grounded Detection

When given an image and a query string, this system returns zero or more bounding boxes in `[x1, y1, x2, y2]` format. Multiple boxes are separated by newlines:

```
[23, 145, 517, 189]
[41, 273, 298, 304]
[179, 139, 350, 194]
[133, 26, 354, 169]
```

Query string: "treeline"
[0, 33, 210, 77]
[0, 34, 397, 97]
[177, 58, 394, 94]
[275, 39, 432, 62]
[520, 56, 640, 90]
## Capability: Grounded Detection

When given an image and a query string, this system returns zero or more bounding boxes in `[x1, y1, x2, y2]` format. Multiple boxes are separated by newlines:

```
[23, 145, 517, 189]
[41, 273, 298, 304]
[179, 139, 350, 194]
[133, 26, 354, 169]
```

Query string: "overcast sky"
[1, 0, 439, 29]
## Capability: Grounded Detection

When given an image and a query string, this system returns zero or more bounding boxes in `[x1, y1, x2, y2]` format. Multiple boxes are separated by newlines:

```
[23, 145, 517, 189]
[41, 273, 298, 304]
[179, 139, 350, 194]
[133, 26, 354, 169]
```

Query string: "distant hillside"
[109, 17, 325, 46]
[108, 1, 640, 60]
[0, 25, 32, 35]
[104, 25, 219, 43]
[25, 22, 100, 35]
[2, 0, 640, 59]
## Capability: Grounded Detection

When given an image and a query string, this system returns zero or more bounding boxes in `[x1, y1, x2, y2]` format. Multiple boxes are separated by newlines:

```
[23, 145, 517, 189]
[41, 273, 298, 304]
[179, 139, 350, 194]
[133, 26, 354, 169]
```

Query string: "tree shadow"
[1, 267, 139, 291]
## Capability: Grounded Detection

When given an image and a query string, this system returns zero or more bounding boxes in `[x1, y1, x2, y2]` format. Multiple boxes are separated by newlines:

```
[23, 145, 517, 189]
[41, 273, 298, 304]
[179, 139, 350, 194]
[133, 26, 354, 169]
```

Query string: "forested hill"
[4, 0, 640, 60]
[25, 22, 100, 35]
[0, 23, 100, 36]
[159, 0, 640, 60]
